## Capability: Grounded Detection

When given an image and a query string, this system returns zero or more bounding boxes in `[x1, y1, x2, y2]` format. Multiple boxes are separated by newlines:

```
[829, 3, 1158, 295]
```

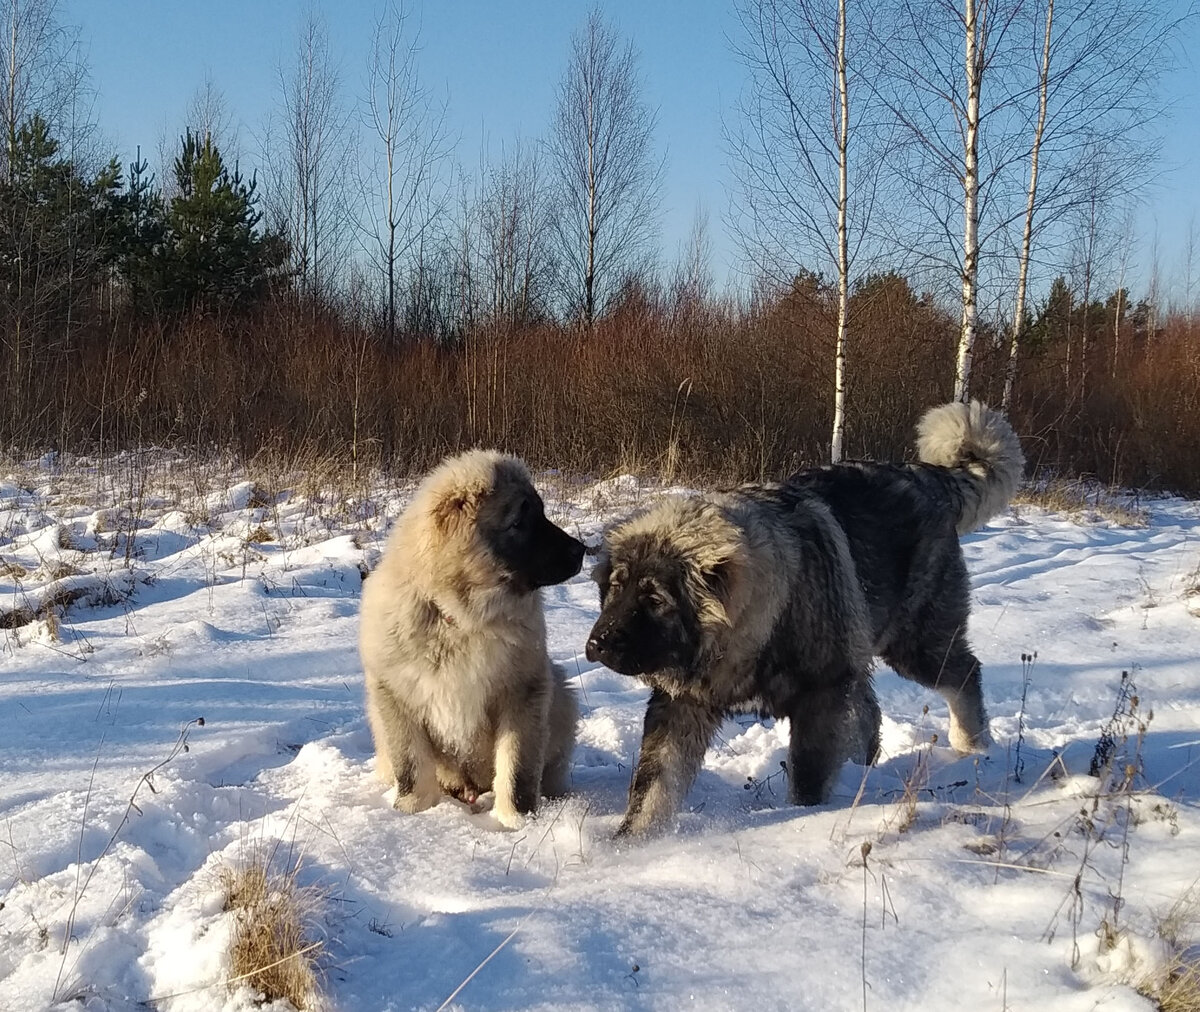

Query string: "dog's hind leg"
[937, 642, 990, 753]
[617, 689, 722, 838]
[366, 675, 441, 812]
[883, 633, 991, 754]
[787, 674, 868, 805]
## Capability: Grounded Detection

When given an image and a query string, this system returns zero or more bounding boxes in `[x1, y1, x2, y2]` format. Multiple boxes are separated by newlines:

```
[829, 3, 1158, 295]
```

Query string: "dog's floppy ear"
[431, 486, 485, 533]
[589, 546, 612, 597]
[701, 557, 737, 604]
[696, 542, 747, 623]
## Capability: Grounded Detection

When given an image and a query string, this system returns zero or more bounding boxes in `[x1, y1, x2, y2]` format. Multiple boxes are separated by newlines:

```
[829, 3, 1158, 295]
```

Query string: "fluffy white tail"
[916, 401, 1025, 533]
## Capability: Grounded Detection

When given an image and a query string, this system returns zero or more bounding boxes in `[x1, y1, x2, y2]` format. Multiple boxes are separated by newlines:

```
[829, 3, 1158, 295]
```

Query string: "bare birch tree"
[474, 138, 558, 327]
[1, 0, 77, 181]
[954, 0, 985, 403]
[1110, 207, 1135, 377]
[0, 0, 85, 422]
[880, 0, 1033, 403]
[1145, 225, 1161, 341]
[186, 73, 237, 159]
[729, 0, 888, 460]
[1183, 214, 1197, 314]
[548, 8, 663, 328]
[154, 73, 239, 202]
[1000, 0, 1181, 408]
[359, 0, 450, 340]
[1065, 145, 1126, 401]
[1002, 0, 1053, 410]
[268, 7, 352, 302]
[670, 203, 715, 316]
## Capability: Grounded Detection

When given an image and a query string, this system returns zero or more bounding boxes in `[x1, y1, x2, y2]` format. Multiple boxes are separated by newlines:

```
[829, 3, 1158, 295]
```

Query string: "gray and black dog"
[586, 401, 1024, 837]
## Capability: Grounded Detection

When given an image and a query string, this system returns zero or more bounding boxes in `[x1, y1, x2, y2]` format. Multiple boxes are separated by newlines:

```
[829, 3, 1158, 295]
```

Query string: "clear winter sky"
[70, 0, 1200, 300]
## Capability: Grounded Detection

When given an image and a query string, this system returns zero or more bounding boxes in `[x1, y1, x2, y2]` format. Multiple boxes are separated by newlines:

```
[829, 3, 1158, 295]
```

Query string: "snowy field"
[1, 453, 1198, 1011]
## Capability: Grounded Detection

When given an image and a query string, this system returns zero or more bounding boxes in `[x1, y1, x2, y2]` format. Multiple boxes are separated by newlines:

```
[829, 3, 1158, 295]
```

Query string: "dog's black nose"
[586, 626, 624, 666]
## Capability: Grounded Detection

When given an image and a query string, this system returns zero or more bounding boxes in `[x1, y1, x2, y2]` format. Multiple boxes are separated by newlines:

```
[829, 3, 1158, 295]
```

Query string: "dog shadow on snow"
[303, 726, 1200, 1007]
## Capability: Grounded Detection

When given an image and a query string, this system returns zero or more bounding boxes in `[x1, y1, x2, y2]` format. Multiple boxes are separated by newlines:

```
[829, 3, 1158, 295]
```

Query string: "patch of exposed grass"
[245, 524, 275, 544]
[0, 559, 27, 580]
[1141, 885, 1200, 1011]
[35, 561, 82, 582]
[221, 849, 323, 1010]
[1014, 478, 1150, 528]
[1183, 559, 1200, 617]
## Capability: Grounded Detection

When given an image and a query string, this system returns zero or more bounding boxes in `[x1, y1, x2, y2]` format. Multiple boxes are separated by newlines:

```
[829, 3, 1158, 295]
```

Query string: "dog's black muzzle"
[585, 618, 648, 675]
[530, 520, 586, 588]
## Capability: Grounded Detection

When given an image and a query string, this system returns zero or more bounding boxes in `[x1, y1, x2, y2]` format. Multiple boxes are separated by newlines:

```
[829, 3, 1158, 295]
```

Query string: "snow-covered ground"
[1, 454, 1198, 1012]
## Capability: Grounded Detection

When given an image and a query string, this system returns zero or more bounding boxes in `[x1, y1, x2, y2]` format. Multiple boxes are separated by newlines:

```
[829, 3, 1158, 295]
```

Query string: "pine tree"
[0, 114, 124, 413]
[1029, 276, 1074, 350]
[0, 114, 122, 329]
[159, 129, 285, 314]
[114, 151, 166, 312]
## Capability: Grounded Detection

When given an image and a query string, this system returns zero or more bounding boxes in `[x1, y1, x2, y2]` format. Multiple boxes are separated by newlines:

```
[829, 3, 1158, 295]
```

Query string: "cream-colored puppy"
[360, 450, 583, 829]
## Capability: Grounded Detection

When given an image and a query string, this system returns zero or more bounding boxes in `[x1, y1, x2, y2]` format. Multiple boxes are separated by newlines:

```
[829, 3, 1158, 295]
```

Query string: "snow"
[1, 456, 1198, 1011]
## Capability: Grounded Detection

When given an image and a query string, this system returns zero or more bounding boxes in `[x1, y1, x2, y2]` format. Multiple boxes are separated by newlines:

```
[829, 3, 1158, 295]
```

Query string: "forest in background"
[2, 0, 1198, 491]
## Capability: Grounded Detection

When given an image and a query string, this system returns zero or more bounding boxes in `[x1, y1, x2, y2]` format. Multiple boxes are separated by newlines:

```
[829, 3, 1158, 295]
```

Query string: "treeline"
[2, 2, 1198, 492]
[4, 178, 1198, 493]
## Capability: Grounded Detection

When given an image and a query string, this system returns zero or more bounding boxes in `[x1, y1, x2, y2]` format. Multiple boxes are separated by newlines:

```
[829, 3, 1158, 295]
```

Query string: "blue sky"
[70, 0, 1199, 299]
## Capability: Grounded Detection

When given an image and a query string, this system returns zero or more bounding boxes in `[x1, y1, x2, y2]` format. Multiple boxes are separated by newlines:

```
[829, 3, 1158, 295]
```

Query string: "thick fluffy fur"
[360, 450, 584, 830]
[916, 400, 1025, 533]
[587, 401, 1024, 837]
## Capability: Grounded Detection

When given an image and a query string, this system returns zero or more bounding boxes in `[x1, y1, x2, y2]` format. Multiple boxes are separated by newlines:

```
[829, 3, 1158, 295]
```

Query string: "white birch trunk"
[831, 0, 850, 463]
[954, 0, 983, 404]
[1003, 0, 1053, 411]
[7, 5, 17, 184]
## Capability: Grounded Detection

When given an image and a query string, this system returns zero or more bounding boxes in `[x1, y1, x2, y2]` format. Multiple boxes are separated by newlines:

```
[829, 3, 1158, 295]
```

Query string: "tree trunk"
[386, 114, 396, 340]
[831, 0, 850, 463]
[954, 0, 983, 404]
[6, 6, 17, 184]
[1079, 191, 1096, 403]
[585, 87, 596, 328]
[1003, 0, 1053, 411]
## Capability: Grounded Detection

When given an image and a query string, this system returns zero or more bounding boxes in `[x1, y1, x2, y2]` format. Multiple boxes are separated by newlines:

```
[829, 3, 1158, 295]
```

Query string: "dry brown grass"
[0, 559, 28, 580]
[221, 849, 323, 1010]
[3, 287, 1199, 494]
[1141, 885, 1200, 1011]
[1183, 559, 1200, 609]
[1156, 964, 1200, 1012]
[35, 561, 83, 582]
[245, 524, 275, 544]
[1014, 479, 1151, 527]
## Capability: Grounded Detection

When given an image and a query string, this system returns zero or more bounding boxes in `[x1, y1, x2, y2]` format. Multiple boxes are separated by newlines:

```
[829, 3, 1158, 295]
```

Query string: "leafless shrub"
[2, 291, 1199, 494]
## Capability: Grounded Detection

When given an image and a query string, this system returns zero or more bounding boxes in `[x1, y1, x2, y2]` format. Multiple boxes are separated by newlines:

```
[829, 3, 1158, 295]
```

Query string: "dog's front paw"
[393, 787, 440, 814]
[614, 809, 666, 840]
[493, 805, 527, 831]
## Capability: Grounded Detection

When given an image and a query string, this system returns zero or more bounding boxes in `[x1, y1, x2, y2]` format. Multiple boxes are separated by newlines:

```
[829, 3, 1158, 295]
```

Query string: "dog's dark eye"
[510, 500, 530, 530]
[646, 590, 673, 614]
